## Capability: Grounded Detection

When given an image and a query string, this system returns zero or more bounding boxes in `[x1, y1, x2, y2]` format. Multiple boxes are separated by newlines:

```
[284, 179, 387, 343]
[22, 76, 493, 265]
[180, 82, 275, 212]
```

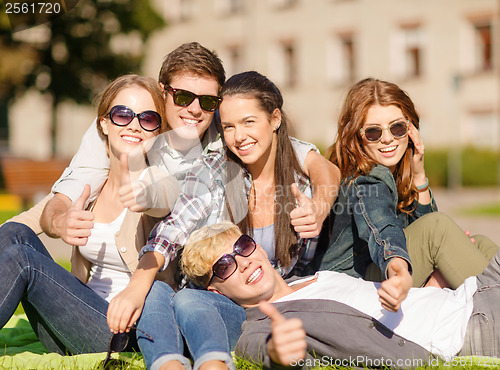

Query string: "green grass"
[458, 203, 500, 216]
[0, 209, 19, 224]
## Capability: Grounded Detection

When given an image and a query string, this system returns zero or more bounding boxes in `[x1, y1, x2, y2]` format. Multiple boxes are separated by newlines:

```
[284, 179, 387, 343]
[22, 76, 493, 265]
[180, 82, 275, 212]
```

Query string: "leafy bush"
[420, 147, 498, 187]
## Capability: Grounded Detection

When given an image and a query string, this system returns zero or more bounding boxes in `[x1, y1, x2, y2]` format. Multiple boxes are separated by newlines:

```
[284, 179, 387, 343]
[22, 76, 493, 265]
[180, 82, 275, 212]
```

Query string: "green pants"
[366, 212, 499, 288]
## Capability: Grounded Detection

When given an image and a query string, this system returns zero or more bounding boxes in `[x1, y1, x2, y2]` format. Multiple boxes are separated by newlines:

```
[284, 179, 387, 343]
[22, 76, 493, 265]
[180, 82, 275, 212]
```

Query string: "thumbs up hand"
[57, 184, 94, 246]
[259, 301, 307, 366]
[118, 153, 149, 213]
[378, 257, 413, 312]
[289, 183, 321, 238]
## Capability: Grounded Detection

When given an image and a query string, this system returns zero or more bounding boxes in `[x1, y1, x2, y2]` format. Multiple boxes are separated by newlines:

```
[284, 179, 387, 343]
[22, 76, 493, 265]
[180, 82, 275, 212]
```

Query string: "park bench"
[1, 156, 70, 208]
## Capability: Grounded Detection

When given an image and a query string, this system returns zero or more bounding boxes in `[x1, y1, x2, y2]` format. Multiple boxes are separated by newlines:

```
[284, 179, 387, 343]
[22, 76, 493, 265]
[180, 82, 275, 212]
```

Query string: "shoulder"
[353, 165, 396, 188]
[289, 136, 320, 154]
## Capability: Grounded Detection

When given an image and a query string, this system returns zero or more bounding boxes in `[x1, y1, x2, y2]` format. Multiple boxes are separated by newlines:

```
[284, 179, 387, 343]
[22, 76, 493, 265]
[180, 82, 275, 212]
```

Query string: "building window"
[282, 42, 297, 87]
[165, 0, 195, 22]
[270, 41, 298, 88]
[215, 0, 245, 16]
[221, 45, 243, 77]
[463, 111, 498, 149]
[327, 33, 356, 85]
[474, 21, 493, 71]
[271, 0, 298, 9]
[392, 24, 423, 79]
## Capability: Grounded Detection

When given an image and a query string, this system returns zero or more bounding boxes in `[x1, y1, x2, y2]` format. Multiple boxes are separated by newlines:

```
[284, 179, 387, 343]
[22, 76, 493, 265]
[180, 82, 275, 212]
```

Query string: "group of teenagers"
[1, 41, 500, 370]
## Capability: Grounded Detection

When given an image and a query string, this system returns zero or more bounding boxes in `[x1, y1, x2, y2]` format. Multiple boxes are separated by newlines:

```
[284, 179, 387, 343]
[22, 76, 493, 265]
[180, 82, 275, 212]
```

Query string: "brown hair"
[221, 71, 304, 268]
[96, 74, 168, 140]
[328, 78, 420, 213]
[181, 221, 242, 287]
[158, 42, 225, 90]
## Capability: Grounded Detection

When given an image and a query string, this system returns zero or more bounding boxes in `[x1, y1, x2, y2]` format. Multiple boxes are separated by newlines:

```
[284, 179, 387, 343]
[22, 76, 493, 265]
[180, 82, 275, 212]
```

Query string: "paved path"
[432, 187, 500, 247]
[44, 187, 500, 262]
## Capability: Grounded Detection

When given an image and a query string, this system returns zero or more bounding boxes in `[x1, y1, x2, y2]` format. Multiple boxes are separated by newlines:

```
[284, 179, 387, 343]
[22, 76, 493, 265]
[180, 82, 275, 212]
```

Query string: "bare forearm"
[40, 193, 72, 238]
[130, 251, 165, 289]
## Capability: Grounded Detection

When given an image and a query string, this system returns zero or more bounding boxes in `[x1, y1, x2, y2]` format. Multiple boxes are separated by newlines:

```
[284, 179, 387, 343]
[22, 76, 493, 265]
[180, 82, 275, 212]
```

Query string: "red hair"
[328, 78, 420, 213]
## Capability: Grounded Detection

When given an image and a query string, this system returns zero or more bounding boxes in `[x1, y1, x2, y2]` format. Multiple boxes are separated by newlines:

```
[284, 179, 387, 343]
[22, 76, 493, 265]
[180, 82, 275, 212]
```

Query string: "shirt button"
[120, 247, 127, 253]
[398, 339, 406, 346]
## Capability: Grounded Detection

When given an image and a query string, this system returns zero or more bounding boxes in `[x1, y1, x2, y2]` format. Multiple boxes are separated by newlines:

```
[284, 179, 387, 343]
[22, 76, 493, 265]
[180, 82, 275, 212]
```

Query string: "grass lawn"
[458, 203, 500, 216]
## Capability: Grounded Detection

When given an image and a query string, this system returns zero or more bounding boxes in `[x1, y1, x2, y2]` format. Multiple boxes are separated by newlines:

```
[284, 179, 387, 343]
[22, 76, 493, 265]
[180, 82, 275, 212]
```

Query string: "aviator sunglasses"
[165, 85, 222, 112]
[209, 235, 257, 284]
[360, 120, 409, 143]
[107, 105, 161, 132]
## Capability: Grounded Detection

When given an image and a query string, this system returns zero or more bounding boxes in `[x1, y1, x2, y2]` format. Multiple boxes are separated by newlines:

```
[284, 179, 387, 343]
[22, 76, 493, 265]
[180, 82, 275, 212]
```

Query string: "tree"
[0, 0, 165, 155]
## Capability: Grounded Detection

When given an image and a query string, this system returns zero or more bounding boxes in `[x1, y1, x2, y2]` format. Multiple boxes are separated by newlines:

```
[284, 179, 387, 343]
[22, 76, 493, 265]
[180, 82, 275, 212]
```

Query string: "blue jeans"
[0, 222, 114, 354]
[136, 280, 189, 370]
[173, 288, 246, 370]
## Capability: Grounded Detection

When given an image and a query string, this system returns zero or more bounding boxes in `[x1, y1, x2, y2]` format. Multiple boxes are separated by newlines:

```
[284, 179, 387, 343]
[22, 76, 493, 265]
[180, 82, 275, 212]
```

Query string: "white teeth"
[239, 142, 255, 151]
[247, 268, 262, 284]
[379, 145, 397, 153]
[123, 136, 141, 143]
[182, 118, 199, 125]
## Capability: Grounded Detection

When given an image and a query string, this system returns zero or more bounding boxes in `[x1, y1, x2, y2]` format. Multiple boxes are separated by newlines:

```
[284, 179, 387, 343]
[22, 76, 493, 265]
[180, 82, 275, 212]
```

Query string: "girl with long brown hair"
[318, 78, 498, 311]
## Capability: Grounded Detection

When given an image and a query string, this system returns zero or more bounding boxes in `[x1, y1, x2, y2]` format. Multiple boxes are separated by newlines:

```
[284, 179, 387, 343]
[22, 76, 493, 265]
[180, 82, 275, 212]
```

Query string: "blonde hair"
[181, 222, 242, 287]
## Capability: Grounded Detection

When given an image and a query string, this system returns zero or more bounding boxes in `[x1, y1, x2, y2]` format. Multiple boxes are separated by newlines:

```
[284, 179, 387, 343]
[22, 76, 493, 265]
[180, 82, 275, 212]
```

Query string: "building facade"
[145, 0, 500, 150]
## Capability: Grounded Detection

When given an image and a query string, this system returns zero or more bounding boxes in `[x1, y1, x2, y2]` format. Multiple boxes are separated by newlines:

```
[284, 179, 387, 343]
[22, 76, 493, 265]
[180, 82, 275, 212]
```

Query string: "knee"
[173, 289, 207, 310]
[1, 243, 30, 268]
[419, 212, 456, 229]
[0, 222, 37, 246]
[145, 281, 175, 306]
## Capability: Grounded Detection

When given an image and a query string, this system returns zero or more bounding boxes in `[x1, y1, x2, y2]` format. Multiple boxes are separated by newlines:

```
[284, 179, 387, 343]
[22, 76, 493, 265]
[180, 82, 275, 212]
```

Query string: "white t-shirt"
[278, 271, 478, 359]
[78, 209, 131, 301]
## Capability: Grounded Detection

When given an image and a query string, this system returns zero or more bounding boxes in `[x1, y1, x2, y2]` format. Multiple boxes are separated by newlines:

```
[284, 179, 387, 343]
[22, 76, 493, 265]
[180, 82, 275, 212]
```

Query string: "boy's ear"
[159, 83, 166, 99]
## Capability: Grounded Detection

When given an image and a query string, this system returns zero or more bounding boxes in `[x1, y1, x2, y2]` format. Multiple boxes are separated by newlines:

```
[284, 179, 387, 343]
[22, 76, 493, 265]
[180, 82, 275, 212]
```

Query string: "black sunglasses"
[360, 120, 409, 143]
[165, 85, 221, 112]
[209, 235, 257, 285]
[107, 105, 161, 132]
[101, 326, 153, 370]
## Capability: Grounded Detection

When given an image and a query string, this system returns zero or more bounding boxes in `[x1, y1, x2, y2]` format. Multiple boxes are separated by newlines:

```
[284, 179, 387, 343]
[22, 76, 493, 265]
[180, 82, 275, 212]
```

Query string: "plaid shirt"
[141, 148, 318, 276]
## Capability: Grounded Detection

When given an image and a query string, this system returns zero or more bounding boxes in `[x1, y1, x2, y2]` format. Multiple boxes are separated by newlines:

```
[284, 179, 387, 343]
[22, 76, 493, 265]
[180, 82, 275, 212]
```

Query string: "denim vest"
[318, 165, 437, 278]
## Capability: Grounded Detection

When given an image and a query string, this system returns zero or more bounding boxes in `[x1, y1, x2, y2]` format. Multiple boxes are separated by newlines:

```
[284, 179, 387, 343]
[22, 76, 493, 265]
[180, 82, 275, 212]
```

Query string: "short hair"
[95, 74, 168, 140]
[181, 221, 242, 287]
[158, 42, 225, 90]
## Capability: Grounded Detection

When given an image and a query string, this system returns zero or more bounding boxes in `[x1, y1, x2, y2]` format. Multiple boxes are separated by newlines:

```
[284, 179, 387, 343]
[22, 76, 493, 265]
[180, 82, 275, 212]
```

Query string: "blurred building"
[6, 0, 500, 159]
[145, 0, 500, 151]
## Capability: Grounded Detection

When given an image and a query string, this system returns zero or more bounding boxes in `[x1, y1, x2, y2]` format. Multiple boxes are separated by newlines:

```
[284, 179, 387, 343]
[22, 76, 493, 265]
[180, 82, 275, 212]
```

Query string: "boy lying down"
[180, 221, 499, 369]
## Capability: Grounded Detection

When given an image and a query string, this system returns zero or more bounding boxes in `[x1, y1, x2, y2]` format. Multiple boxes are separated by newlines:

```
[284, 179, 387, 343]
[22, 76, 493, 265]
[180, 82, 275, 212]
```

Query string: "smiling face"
[361, 104, 409, 173]
[163, 72, 220, 146]
[219, 95, 280, 172]
[100, 86, 159, 159]
[208, 235, 288, 308]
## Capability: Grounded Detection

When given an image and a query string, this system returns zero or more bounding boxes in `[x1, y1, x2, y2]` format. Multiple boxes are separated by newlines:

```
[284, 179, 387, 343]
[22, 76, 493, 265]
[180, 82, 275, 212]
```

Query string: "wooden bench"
[1, 156, 70, 207]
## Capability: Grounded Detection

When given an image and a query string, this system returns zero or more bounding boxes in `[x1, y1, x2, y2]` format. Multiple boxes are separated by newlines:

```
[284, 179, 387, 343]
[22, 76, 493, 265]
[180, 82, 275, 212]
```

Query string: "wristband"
[416, 177, 429, 192]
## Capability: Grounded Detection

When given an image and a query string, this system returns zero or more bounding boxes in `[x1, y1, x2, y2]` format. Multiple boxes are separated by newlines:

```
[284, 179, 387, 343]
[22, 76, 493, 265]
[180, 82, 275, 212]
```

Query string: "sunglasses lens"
[199, 96, 220, 112]
[364, 127, 382, 142]
[234, 235, 256, 257]
[213, 254, 237, 280]
[173, 90, 196, 107]
[109, 333, 129, 352]
[110, 106, 133, 126]
[138, 111, 161, 131]
[390, 122, 408, 138]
